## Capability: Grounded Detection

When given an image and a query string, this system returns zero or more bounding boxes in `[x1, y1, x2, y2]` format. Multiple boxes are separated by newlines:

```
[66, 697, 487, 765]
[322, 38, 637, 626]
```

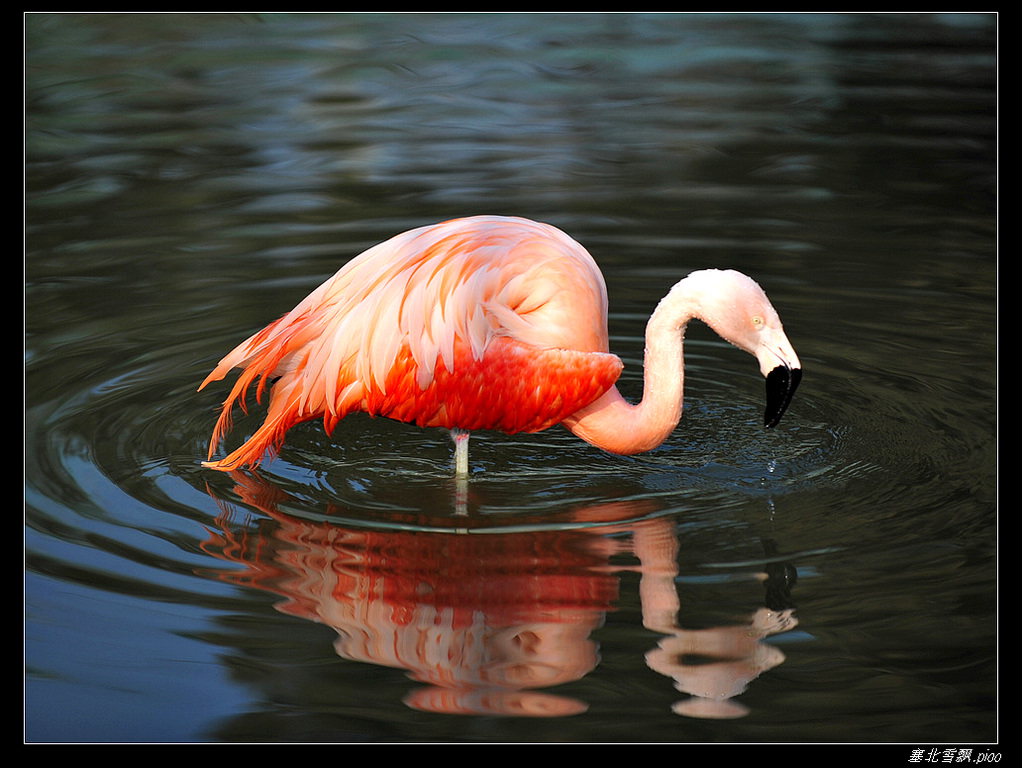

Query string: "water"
[25, 13, 997, 744]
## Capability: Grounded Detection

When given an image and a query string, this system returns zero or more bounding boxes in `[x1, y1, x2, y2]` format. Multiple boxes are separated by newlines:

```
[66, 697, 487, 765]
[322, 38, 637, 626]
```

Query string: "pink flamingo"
[199, 216, 801, 474]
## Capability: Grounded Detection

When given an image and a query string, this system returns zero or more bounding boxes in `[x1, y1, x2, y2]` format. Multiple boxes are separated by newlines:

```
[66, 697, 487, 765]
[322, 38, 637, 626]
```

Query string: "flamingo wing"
[199, 216, 623, 470]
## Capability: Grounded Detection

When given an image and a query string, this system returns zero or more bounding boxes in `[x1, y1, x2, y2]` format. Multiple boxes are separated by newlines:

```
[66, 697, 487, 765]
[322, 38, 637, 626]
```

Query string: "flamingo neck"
[563, 282, 696, 455]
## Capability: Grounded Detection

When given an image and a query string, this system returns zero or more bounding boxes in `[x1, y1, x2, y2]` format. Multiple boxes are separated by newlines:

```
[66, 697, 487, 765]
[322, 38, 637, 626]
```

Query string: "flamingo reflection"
[200, 473, 797, 718]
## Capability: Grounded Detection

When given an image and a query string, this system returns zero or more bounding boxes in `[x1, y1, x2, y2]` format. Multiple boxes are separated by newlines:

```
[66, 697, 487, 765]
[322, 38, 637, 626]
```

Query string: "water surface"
[25, 13, 997, 744]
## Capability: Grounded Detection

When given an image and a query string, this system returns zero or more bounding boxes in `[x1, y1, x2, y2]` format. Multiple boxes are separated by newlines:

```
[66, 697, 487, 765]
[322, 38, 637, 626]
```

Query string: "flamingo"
[199, 215, 801, 474]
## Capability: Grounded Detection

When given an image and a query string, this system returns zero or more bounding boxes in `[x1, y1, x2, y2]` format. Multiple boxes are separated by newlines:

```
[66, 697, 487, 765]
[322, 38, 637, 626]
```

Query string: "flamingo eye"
[751, 315, 764, 328]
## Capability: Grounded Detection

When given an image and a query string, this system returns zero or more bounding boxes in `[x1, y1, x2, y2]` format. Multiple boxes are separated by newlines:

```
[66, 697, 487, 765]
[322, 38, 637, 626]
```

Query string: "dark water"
[25, 13, 997, 745]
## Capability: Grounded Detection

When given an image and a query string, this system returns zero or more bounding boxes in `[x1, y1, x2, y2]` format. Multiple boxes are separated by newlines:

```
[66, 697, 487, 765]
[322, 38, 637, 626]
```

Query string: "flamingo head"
[681, 269, 802, 428]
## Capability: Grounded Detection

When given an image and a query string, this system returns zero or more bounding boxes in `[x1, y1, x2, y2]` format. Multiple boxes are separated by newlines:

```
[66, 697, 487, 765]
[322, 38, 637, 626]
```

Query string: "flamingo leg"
[451, 428, 470, 476]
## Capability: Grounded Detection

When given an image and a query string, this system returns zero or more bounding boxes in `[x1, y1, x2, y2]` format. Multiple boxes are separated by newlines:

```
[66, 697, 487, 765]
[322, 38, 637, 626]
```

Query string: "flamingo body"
[200, 216, 623, 471]
[199, 215, 801, 472]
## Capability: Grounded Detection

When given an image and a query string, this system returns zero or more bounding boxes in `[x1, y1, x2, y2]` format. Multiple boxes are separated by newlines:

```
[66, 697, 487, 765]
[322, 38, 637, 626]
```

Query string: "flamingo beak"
[757, 331, 801, 428]
[764, 364, 801, 427]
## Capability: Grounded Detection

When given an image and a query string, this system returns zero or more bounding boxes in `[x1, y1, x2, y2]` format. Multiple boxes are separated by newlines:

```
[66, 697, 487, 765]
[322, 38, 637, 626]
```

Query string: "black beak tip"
[764, 366, 802, 428]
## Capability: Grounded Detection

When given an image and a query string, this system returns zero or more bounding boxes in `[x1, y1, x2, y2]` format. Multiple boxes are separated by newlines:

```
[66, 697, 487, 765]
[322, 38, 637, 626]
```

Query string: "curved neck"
[563, 283, 695, 455]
